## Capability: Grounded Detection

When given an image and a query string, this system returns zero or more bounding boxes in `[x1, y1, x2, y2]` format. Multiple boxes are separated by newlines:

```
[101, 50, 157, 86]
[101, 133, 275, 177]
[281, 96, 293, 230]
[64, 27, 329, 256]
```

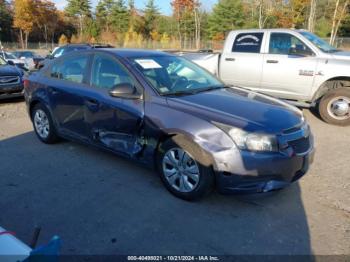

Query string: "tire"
[318, 88, 350, 126]
[157, 135, 215, 201]
[31, 103, 60, 144]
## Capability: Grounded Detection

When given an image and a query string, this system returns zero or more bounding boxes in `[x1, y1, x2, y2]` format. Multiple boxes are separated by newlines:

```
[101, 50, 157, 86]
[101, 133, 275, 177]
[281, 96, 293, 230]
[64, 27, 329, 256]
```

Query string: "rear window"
[232, 33, 264, 53]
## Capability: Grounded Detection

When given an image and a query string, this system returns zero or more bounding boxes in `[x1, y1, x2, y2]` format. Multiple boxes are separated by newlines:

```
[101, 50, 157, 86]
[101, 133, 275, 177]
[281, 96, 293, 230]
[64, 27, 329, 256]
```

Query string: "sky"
[52, 0, 217, 15]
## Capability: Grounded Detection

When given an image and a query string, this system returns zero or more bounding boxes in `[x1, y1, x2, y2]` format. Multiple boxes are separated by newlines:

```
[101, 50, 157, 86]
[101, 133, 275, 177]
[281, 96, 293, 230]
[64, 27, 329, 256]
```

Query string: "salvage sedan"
[24, 49, 314, 200]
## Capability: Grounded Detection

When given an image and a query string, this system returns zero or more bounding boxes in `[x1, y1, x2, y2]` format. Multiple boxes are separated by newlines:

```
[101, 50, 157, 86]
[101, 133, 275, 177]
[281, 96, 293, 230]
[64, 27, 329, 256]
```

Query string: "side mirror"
[46, 54, 53, 59]
[109, 83, 141, 99]
[288, 47, 313, 57]
[7, 60, 15, 66]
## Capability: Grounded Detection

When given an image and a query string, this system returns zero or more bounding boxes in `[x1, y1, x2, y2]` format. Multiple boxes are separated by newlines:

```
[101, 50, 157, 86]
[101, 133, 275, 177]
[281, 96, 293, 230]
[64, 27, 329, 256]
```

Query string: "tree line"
[0, 0, 349, 50]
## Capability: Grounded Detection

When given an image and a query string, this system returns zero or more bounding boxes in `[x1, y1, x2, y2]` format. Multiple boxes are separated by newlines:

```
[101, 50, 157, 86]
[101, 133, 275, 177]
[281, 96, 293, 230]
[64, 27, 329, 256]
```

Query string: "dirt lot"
[0, 99, 349, 256]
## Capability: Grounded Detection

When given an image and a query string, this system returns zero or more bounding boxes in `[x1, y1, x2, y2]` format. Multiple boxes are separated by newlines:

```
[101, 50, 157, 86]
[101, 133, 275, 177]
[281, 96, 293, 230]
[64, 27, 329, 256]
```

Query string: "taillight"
[23, 79, 30, 89]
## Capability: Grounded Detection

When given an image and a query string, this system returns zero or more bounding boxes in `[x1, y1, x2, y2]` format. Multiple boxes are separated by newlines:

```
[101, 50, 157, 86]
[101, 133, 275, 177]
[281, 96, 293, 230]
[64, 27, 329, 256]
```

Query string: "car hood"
[0, 65, 22, 76]
[166, 87, 303, 133]
[330, 51, 350, 60]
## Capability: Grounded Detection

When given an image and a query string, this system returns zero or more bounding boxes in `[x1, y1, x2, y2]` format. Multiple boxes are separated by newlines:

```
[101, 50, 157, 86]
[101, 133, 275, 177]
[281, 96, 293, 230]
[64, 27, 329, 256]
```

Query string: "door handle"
[225, 58, 236, 62]
[266, 60, 279, 64]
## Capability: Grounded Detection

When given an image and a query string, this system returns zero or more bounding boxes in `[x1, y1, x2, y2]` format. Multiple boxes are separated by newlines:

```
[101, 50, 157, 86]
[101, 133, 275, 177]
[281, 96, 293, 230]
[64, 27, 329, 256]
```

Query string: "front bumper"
[215, 142, 315, 194]
[0, 83, 24, 99]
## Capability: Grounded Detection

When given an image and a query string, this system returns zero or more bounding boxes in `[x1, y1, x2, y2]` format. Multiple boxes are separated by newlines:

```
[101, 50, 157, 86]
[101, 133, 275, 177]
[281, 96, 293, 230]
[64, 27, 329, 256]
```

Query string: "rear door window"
[50, 54, 89, 84]
[232, 33, 264, 53]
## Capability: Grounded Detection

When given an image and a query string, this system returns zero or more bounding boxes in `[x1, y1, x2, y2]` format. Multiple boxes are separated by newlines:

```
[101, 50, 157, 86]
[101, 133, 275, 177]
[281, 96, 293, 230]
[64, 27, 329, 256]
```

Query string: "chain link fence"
[1, 38, 349, 52]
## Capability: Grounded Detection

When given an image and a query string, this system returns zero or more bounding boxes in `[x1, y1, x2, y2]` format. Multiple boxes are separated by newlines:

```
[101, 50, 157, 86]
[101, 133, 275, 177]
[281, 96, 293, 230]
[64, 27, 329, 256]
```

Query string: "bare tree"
[257, 0, 275, 29]
[330, 0, 349, 45]
[194, 6, 201, 49]
[258, 0, 264, 28]
[308, 0, 317, 32]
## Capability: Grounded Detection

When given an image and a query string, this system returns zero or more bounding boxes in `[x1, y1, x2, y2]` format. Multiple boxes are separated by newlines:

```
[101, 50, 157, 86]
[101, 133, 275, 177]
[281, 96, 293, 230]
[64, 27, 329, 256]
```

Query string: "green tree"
[96, 0, 115, 32]
[86, 19, 99, 39]
[110, 0, 129, 34]
[208, 0, 244, 39]
[143, 0, 159, 39]
[65, 0, 92, 37]
[338, 5, 350, 36]
[157, 15, 176, 36]
[0, 0, 13, 41]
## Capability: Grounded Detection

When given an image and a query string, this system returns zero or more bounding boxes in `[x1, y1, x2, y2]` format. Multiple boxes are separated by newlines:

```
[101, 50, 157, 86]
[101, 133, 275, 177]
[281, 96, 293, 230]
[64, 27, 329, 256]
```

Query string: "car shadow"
[0, 97, 24, 104]
[0, 131, 312, 256]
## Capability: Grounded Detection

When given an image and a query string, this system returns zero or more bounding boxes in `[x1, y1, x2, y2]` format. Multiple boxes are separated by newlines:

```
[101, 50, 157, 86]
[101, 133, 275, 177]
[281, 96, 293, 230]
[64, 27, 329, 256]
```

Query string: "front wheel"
[318, 88, 350, 126]
[157, 136, 214, 201]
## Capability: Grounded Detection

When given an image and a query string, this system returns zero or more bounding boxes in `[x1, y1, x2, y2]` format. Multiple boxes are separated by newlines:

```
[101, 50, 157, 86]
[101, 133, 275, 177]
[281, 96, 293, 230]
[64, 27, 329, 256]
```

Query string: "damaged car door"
[85, 53, 145, 156]
[47, 53, 91, 141]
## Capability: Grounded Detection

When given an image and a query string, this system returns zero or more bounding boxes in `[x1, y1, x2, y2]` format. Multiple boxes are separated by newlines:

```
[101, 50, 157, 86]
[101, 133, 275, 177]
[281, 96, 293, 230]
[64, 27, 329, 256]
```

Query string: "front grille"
[0, 76, 20, 85]
[288, 136, 310, 154]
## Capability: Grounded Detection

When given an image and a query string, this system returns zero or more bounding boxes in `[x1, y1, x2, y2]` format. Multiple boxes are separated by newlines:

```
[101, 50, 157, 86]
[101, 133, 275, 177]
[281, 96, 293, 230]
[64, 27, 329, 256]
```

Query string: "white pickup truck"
[182, 29, 350, 126]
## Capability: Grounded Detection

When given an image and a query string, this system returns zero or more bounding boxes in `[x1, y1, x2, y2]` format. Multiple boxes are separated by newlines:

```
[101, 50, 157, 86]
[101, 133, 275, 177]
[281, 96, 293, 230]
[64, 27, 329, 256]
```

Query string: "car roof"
[230, 28, 301, 34]
[62, 43, 90, 47]
[96, 48, 173, 58]
[60, 43, 114, 48]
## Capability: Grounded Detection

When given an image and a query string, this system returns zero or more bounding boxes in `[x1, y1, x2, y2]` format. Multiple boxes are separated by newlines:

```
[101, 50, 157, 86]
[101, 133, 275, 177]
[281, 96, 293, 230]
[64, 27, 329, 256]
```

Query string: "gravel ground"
[0, 99, 349, 256]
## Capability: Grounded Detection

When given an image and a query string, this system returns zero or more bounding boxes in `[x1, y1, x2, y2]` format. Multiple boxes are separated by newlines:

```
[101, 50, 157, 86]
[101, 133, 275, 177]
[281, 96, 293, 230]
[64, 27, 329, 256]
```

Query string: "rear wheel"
[31, 103, 59, 144]
[157, 136, 215, 201]
[318, 88, 350, 126]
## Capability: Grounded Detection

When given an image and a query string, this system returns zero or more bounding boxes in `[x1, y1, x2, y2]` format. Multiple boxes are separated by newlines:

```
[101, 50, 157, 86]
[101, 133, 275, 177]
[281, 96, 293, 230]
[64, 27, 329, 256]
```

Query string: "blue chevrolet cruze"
[24, 49, 314, 200]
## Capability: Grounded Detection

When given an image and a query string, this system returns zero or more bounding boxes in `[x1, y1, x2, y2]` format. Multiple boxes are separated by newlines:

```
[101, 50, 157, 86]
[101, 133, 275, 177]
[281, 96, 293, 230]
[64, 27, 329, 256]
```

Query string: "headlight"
[214, 122, 278, 152]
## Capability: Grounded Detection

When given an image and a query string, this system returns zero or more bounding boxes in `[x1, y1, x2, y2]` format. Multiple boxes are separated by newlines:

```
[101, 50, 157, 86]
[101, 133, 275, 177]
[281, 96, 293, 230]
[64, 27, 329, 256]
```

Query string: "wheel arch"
[29, 99, 43, 119]
[153, 131, 216, 172]
[28, 98, 59, 129]
[313, 76, 350, 102]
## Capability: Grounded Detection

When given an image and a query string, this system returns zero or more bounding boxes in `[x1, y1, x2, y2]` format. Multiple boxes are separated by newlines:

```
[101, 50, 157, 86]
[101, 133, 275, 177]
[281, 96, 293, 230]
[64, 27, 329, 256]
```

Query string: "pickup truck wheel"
[157, 136, 215, 201]
[31, 104, 60, 144]
[319, 88, 350, 126]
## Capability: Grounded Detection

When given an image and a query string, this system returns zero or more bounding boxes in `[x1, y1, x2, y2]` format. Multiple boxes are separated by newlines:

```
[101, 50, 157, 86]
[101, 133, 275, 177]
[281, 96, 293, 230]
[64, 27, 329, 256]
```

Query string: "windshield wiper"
[191, 85, 227, 94]
[161, 85, 227, 97]
[161, 90, 197, 96]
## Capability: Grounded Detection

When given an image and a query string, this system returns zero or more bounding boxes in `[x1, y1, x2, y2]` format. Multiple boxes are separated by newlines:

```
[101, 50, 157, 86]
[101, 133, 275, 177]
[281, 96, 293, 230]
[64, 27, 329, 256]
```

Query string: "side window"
[91, 54, 133, 89]
[232, 33, 264, 53]
[269, 33, 312, 55]
[50, 55, 88, 84]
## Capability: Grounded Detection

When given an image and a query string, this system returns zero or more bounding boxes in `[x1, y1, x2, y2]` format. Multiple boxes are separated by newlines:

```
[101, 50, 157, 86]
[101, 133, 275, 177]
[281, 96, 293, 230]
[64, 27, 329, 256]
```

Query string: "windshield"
[129, 55, 224, 95]
[300, 31, 338, 53]
[0, 57, 6, 65]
